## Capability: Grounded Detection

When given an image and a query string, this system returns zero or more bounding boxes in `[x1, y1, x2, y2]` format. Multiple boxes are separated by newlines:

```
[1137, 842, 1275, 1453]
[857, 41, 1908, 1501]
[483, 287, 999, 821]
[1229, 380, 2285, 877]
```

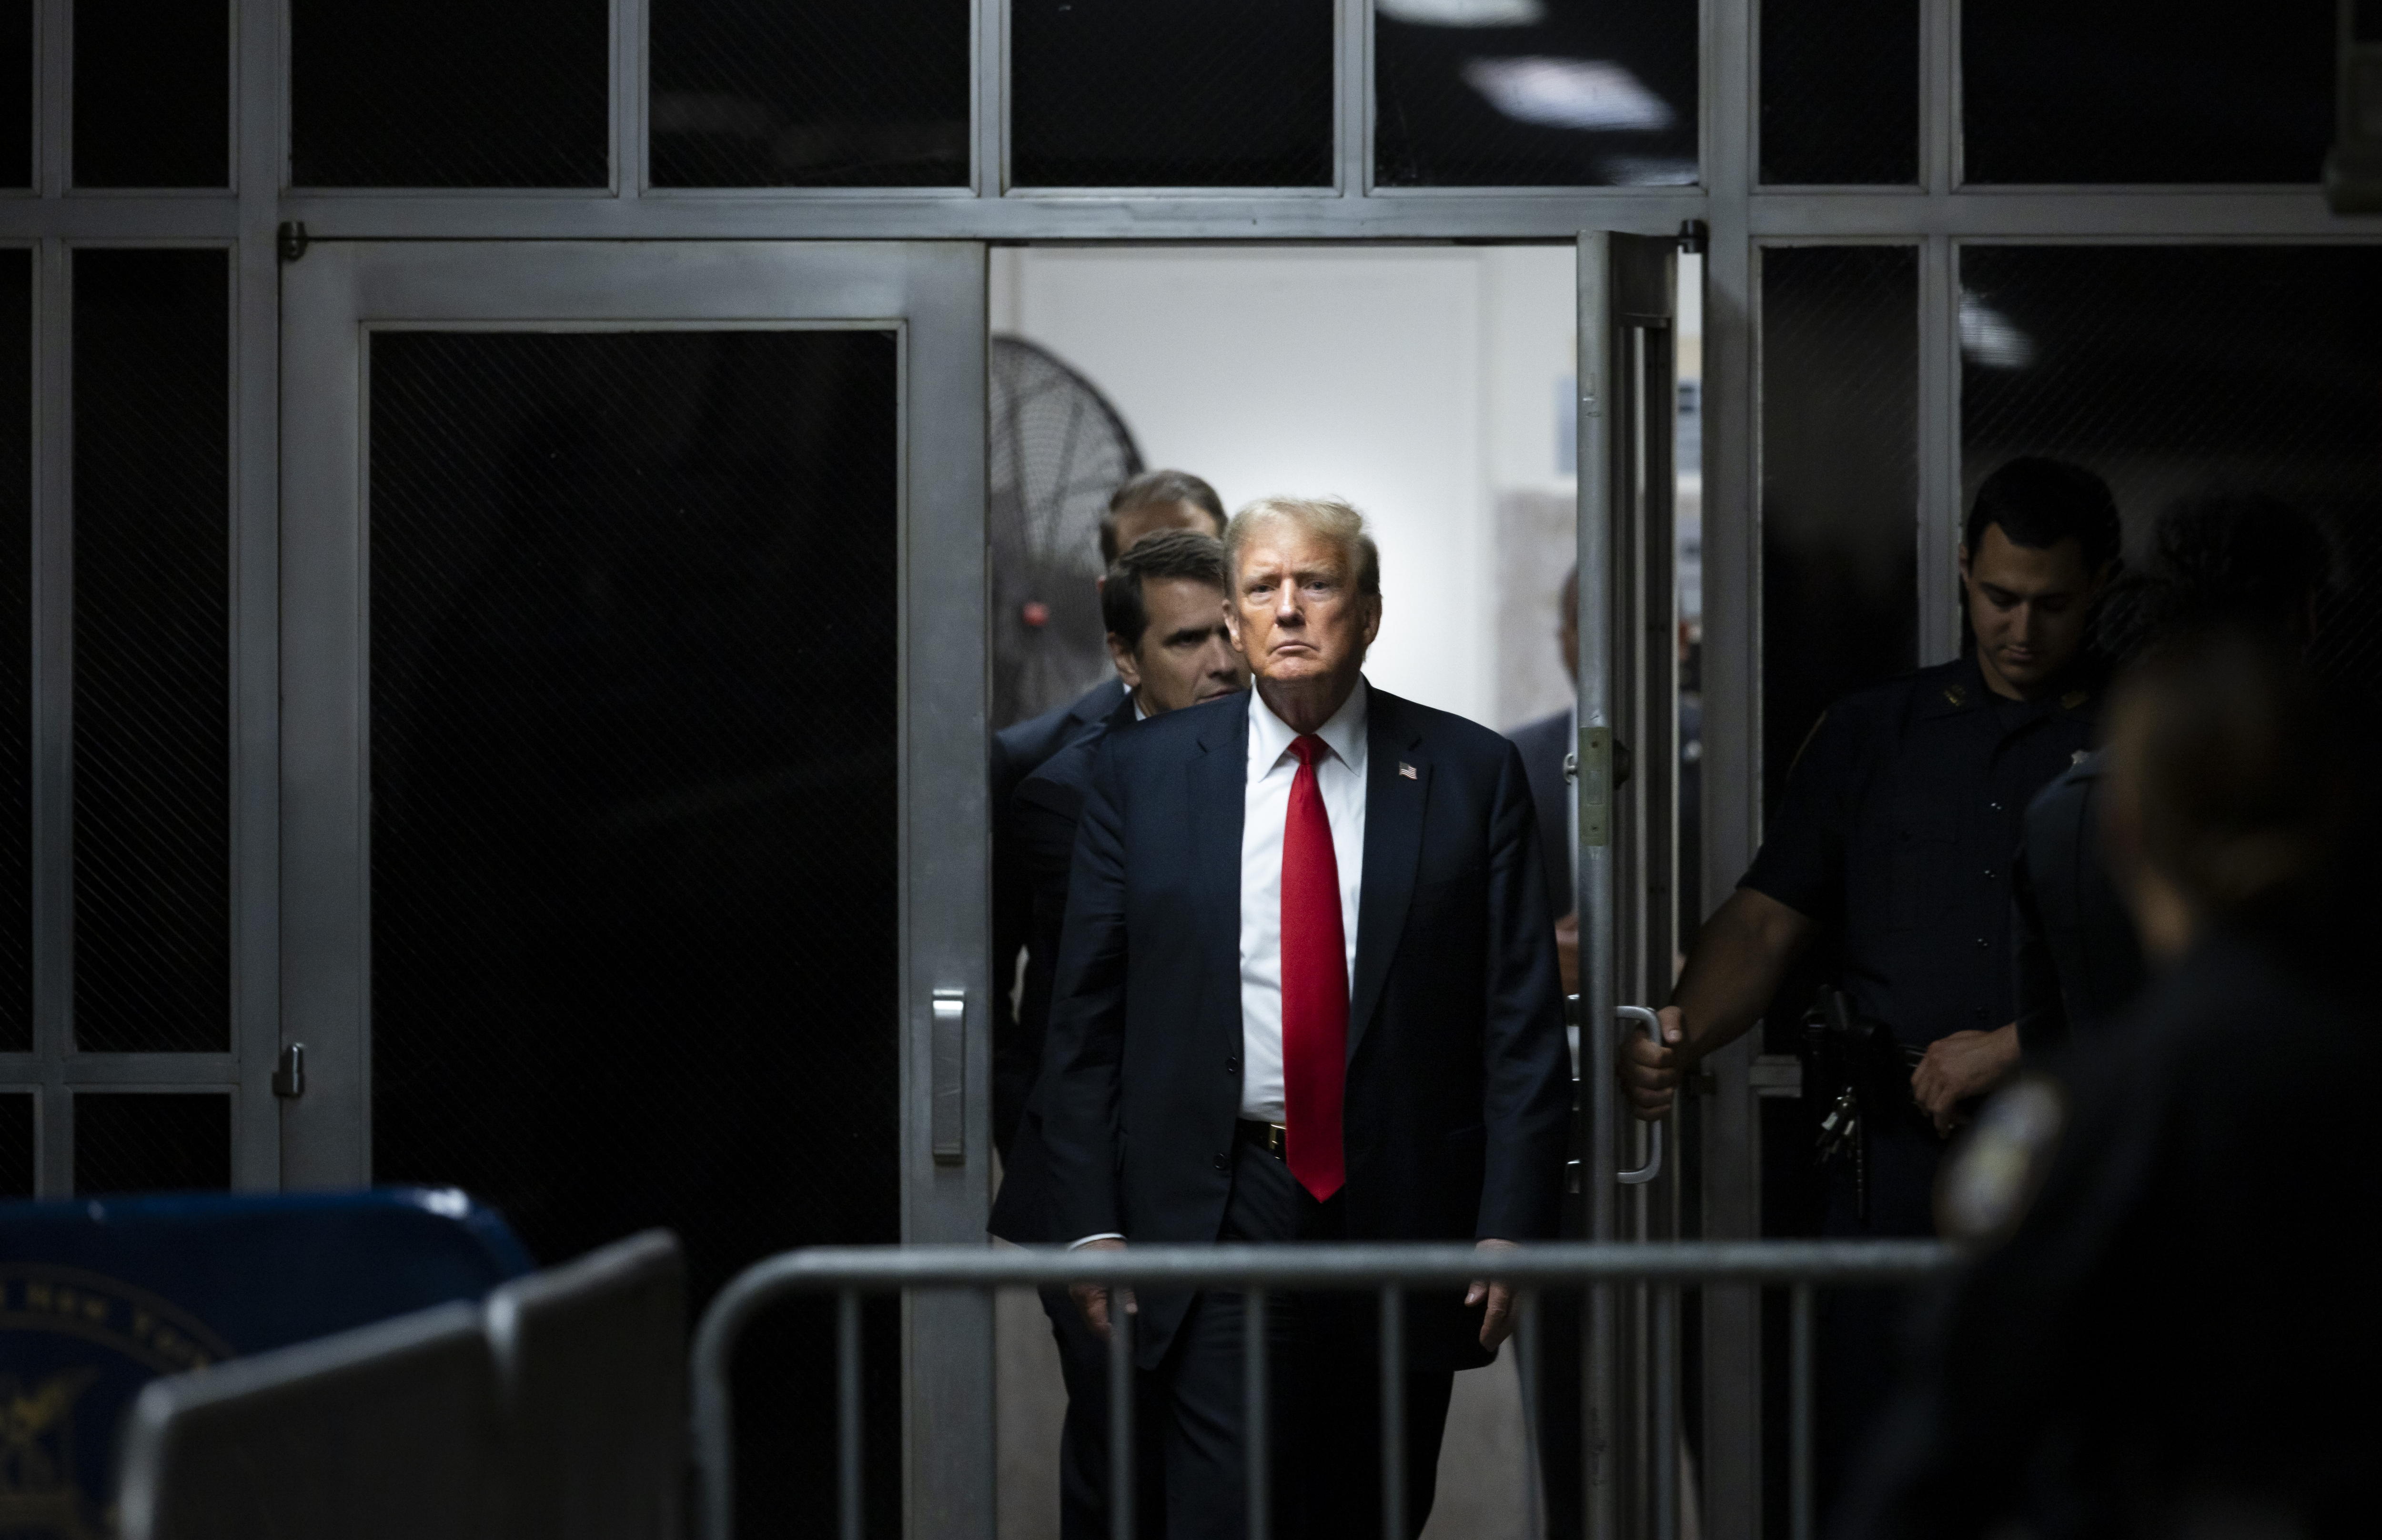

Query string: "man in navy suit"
[991, 472, 1230, 1157]
[992, 528, 1248, 1540]
[1038, 496, 1572, 1540]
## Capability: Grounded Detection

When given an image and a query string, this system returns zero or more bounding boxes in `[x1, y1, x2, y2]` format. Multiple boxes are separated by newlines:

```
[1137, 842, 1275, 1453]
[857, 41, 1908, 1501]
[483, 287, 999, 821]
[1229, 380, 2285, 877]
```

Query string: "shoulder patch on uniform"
[1936, 1075, 2067, 1243]
[2060, 688, 2090, 710]
[1942, 684, 1968, 707]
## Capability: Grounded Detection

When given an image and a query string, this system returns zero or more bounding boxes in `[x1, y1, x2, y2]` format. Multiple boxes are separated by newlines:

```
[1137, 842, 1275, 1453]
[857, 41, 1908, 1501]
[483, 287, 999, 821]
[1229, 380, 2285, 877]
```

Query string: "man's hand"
[1554, 912, 1580, 998]
[1618, 1006, 1688, 1122]
[1069, 1238, 1134, 1341]
[1465, 1238, 1521, 1351]
[1911, 1023, 2019, 1135]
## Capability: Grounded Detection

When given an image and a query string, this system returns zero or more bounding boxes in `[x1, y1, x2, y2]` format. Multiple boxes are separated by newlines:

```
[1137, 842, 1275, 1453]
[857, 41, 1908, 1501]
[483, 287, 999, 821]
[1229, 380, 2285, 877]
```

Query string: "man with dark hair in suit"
[1039, 495, 1572, 1540]
[991, 528, 1247, 1540]
[991, 472, 1231, 1158]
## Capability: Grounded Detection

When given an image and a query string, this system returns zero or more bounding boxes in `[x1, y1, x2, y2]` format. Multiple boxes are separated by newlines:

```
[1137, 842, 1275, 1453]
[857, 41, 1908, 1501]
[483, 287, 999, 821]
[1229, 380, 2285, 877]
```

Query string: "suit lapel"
[1350, 690, 1426, 1061]
[1188, 695, 1250, 993]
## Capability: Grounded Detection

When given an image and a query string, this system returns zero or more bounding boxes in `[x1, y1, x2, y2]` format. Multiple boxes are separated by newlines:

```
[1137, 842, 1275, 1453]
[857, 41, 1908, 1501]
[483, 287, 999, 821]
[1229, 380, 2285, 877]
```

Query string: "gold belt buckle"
[1265, 1123, 1287, 1157]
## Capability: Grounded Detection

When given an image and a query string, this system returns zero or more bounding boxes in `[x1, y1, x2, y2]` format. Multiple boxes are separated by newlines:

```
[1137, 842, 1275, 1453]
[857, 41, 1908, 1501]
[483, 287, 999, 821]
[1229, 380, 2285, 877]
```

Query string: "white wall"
[992, 246, 1577, 730]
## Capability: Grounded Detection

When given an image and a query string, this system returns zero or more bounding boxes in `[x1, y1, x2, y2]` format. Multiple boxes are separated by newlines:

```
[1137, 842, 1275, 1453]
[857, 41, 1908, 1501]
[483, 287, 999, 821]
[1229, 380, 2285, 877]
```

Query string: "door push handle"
[1616, 1005, 1663, 1186]
[930, 991, 967, 1166]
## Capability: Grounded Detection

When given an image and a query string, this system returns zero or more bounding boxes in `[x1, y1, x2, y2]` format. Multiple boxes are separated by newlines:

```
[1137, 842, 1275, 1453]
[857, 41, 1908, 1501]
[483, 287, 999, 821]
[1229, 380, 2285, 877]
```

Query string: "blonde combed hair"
[1222, 496, 1382, 597]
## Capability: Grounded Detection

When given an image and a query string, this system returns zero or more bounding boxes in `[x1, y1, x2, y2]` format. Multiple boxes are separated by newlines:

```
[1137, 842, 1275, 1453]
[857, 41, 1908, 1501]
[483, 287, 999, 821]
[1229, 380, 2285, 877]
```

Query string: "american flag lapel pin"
[1398, 761, 1417, 780]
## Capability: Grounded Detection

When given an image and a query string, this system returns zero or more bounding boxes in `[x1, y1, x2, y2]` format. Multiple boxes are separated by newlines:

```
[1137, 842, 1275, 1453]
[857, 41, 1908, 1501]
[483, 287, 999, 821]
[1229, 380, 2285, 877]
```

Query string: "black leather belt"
[1236, 1118, 1288, 1158]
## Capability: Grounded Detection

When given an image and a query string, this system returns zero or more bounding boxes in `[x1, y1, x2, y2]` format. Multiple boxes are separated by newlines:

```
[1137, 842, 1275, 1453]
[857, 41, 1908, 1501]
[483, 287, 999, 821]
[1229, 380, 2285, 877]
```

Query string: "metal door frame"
[276, 239, 994, 1533]
[1577, 229, 1686, 1540]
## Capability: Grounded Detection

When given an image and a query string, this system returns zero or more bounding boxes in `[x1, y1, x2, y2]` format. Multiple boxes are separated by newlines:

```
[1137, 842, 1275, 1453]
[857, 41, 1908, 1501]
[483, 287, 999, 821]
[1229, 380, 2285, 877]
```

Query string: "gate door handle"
[1616, 1005, 1663, 1185]
[930, 992, 967, 1165]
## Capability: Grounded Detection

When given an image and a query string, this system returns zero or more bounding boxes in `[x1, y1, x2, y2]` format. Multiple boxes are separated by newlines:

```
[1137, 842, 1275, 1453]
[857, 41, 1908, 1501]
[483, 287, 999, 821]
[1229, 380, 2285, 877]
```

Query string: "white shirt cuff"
[1068, 1233, 1125, 1249]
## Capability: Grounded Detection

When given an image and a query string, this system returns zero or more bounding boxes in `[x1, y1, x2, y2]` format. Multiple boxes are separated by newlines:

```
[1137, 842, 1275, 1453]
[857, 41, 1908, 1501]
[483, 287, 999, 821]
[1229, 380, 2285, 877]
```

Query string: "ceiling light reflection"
[1958, 292, 2037, 370]
[1378, 0, 1546, 24]
[1462, 58, 1676, 132]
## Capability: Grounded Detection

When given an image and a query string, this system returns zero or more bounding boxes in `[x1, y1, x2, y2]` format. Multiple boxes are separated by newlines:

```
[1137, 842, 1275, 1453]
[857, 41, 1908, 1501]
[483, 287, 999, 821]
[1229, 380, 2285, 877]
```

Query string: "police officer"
[2011, 493, 2331, 1057]
[1618, 456, 2120, 1505]
[1843, 628, 2377, 1540]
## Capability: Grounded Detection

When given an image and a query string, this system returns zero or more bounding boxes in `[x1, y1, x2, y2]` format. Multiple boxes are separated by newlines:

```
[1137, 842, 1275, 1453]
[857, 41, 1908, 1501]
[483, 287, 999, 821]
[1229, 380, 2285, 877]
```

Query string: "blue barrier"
[0, 1188, 531, 1538]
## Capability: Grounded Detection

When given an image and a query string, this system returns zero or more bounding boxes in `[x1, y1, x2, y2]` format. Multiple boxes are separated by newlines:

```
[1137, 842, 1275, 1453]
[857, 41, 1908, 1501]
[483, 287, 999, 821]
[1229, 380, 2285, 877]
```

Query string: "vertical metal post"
[1245, 1288, 1271, 1540]
[1653, 1285, 1679, 1540]
[1379, 1286, 1406, 1540]
[1109, 1295, 1135, 1540]
[1789, 1285, 1815, 1540]
[839, 1290, 864, 1540]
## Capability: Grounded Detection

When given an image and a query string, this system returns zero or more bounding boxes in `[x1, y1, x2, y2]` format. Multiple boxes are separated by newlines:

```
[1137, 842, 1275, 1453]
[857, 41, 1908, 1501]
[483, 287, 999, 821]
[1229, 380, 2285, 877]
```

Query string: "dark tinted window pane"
[1, 0, 28, 187]
[651, 0, 968, 187]
[73, 1092, 230, 1193]
[0, 251, 25, 1052]
[72, 250, 228, 1053]
[1963, 3, 2332, 183]
[1377, 0, 1697, 187]
[1761, 0, 1915, 184]
[71, 0, 228, 187]
[0, 1092, 30, 1196]
[290, 0, 608, 187]
[1961, 247, 2382, 683]
[368, 329, 899, 1533]
[1762, 246, 1918, 811]
[1011, 0, 1332, 186]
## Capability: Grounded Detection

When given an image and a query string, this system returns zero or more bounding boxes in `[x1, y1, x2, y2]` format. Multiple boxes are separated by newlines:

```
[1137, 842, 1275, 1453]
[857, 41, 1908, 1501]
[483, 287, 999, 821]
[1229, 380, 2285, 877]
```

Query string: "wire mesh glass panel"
[0, 248, 27, 1052]
[1760, 0, 1915, 184]
[72, 249, 229, 1055]
[1961, 247, 2382, 684]
[1760, 246, 1918, 812]
[649, 0, 968, 187]
[0, 1092, 30, 1196]
[1375, 0, 1698, 187]
[71, 0, 228, 188]
[73, 1092, 230, 1194]
[1, 0, 29, 187]
[1962, 2, 2332, 183]
[289, 0, 608, 187]
[1009, 0, 1332, 187]
[368, 328, 901, 1532]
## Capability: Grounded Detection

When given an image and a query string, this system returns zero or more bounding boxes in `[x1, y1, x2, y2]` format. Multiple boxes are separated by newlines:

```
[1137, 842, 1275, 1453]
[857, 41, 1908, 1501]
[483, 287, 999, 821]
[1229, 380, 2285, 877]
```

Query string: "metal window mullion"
[1917, 234, 1960, 664]
[31, 235, 69, 1195]
[615, 0, 647, 197]
[1336, 0, 1370, 197]
[37, 0, 64, 197]
[1923, 0, 1957, 195]
[976, 0, 1006, 196]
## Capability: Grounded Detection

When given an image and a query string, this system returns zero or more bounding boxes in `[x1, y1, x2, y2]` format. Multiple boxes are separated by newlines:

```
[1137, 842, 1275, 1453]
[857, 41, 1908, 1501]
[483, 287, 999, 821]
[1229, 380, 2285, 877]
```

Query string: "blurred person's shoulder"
[1098, 689, 1245, 773]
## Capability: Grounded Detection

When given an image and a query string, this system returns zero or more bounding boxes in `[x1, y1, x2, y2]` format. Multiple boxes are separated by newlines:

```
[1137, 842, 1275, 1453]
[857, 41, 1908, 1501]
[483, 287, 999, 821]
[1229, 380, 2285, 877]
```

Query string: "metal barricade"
[690, 1240, 1956, 1540]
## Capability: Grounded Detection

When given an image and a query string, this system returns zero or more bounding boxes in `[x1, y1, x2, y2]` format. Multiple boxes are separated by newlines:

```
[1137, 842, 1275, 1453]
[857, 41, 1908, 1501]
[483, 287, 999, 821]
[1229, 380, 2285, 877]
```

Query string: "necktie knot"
[1290, 734, 1327, 770]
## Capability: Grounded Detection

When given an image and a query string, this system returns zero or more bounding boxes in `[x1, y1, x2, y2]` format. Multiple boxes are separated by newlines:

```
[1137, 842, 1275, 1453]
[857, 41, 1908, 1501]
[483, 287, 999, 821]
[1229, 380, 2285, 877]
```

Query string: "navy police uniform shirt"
[1743, 656, 2097, 1058]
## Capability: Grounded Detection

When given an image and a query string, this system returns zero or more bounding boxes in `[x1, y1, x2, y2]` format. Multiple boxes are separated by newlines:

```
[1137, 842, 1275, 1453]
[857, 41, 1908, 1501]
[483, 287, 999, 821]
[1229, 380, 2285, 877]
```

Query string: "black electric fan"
[989, 335, 1145, 728]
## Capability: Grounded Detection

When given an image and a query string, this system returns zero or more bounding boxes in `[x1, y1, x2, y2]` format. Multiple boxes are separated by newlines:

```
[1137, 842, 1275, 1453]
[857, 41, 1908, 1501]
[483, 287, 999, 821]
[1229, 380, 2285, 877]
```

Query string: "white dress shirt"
[1238, 679, 1368, 1123]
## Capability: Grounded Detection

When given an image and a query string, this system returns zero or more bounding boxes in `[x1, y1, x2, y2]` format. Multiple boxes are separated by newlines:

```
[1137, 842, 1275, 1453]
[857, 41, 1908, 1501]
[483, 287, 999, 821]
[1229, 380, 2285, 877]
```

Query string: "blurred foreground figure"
[1844, 630, 2379, 1540]
[2011, 494, 2333, 1055]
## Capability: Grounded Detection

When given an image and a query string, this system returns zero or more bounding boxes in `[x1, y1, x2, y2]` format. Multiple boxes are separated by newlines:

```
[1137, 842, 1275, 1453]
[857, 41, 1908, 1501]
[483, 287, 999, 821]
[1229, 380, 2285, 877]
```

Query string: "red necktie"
[1281, 735, 1347, 1201]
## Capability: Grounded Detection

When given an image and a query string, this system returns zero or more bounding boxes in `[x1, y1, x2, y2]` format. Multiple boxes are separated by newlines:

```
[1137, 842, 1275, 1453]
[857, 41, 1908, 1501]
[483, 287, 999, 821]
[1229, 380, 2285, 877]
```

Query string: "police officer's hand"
[1912, 1023, 2020, 1135]
[1619, 1006, 1689, 1121]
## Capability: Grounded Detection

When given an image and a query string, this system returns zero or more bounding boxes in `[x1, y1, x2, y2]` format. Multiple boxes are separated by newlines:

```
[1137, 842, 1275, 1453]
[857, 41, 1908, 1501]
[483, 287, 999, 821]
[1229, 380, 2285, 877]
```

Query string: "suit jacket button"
[1225, 1055, 1240, 1074]
[1212, 1152, 1230, 1174]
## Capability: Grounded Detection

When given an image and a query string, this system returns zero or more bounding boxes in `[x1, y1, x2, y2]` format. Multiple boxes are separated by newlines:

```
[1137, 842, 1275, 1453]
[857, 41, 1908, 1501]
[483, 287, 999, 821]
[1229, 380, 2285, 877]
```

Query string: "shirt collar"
[1249, 675, 1369, 775]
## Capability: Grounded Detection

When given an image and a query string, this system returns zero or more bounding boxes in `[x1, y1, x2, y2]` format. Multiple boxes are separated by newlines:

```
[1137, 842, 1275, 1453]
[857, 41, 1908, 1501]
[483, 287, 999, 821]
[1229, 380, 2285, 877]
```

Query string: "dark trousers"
[1041, 1283, 1167, 1540]
[1152, 1137, 1457, 1540]
[1816, 1128, 1941, 1523]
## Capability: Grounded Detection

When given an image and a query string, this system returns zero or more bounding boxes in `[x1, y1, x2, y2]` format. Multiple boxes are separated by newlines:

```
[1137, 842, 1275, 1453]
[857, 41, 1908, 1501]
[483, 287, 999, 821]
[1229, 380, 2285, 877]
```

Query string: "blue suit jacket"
[1036, 682, 1571, 1366]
